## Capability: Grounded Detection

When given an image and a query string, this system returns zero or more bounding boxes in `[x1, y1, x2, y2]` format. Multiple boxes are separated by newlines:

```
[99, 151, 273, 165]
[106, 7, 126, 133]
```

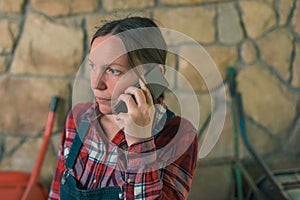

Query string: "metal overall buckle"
[61, 169, 71, 185]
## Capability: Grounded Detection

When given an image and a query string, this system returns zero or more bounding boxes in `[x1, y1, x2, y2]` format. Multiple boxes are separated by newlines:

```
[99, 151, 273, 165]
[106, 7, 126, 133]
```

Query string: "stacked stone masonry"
[0, 0, 299, 199]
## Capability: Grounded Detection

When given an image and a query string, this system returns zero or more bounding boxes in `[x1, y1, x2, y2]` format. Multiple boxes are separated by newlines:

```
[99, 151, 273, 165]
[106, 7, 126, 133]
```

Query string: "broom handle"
[21, 96, 59, 200]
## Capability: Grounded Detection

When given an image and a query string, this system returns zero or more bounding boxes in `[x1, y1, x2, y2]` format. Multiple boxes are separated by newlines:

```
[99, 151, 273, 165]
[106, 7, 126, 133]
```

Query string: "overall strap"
[165, 108, 176, 121]
[153, 109, 176, 142]
[65, 116, 90, 169]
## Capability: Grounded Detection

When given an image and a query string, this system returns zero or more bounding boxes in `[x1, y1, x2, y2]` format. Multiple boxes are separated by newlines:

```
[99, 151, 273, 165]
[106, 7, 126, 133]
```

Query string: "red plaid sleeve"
[48, 125, 67, 200]
[123, 117, 198, 199]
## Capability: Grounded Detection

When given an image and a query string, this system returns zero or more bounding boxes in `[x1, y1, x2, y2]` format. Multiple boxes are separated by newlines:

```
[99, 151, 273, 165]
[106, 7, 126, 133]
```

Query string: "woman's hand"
[114, 79, 155, 146]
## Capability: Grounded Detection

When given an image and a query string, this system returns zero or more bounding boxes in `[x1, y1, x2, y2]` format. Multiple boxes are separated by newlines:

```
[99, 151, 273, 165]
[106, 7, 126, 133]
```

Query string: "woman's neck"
[99, 114, 120, 141]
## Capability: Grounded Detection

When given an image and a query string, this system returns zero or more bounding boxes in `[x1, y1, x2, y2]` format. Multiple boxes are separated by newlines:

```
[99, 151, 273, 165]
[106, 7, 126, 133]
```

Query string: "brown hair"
[91, 16, 167, 69]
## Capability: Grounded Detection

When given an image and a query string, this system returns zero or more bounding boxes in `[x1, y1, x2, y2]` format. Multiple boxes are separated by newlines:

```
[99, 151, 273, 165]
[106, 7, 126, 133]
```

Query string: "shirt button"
[127, 178, 132, 183]
[118, 192, 124, 199]
[93, 179, 97, 184]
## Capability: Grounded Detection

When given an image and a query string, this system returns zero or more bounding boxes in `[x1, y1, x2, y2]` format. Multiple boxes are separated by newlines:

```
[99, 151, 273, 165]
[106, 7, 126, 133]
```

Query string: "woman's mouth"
[96, 97, 117, 105]
[96, 97, 110, 102]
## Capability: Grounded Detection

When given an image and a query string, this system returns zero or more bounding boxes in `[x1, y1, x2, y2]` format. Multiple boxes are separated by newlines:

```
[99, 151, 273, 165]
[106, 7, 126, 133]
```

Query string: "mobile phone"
[113, 66, 169, 114]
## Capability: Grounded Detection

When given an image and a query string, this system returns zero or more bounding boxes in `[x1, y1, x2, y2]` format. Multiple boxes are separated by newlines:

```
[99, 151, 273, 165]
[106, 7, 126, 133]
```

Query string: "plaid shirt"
[49, 103, 198, 200]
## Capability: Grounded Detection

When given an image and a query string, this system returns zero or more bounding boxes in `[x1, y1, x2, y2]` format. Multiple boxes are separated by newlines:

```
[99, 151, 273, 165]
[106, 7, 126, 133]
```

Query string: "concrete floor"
[188, 163, 235, 200]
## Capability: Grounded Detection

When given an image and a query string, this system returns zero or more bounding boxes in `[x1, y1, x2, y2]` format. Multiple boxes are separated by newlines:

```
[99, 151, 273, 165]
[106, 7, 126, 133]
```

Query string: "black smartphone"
[113, 66, 169, 114]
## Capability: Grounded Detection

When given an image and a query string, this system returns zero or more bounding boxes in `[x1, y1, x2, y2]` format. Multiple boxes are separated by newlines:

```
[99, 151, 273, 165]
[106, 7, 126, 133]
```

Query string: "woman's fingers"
[124, 86, 146, 107]
[123, 79, 153, 107]
[139, 79, 153, 106]
[114, 79, 156, 140]
[117, 93, 137, 112]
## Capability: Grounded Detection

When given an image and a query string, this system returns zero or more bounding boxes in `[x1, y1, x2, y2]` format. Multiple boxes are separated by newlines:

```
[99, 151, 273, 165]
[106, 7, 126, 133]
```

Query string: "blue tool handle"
[227, 67, 236, 97]
[50, 96, 59, 112]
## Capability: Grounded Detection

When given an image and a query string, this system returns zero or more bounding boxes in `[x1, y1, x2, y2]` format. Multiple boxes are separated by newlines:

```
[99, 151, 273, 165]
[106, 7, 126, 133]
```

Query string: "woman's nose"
[91, 74, 107, 90]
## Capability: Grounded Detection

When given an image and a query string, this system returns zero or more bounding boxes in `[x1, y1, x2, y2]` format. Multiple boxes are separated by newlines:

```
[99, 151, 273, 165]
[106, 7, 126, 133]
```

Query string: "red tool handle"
[21, 96, 59, 200]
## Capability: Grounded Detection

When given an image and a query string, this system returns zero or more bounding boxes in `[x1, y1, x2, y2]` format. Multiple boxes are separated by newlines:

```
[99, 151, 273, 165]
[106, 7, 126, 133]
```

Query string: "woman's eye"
[107, 68, 121, 75]
[89, 63, 96, 70]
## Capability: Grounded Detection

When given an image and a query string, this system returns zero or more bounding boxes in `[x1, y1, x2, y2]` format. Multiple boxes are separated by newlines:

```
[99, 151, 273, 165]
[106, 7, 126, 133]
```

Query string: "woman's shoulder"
[164, 109, 197, 132]
[67, 102, 95, 121]
[154, 109, 197, 146]
[62, 102, 95, 135]
[69, 102, 95, 116]
[62, 102, 95, 147]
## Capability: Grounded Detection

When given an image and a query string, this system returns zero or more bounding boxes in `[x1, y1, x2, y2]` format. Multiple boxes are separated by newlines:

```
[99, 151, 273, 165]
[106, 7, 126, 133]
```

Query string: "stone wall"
[0, 0, 299, 199]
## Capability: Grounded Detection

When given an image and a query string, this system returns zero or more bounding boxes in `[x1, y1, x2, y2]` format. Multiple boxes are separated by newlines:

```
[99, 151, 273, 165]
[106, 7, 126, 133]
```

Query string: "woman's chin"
[98, 105, 113, 115]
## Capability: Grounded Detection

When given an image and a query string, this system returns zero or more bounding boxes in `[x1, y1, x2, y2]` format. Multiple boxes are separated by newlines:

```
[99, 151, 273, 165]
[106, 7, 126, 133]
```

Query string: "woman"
[49, 16, 198, 200]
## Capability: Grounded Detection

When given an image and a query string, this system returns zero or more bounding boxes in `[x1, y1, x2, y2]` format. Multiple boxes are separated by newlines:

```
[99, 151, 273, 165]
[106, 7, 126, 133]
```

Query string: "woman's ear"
[158, 64, 165, 74]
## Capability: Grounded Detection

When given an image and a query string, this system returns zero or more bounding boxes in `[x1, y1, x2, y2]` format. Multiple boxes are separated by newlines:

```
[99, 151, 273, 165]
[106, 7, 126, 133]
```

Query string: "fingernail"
[139, 79, 146, 86]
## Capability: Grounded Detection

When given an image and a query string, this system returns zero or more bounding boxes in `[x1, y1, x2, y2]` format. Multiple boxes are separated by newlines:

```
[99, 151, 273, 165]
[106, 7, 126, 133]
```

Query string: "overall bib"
[60, 117, 124, 200]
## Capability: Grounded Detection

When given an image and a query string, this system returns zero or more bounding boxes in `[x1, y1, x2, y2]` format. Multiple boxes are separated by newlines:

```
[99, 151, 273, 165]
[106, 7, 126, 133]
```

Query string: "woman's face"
[89, 35, 137, 114]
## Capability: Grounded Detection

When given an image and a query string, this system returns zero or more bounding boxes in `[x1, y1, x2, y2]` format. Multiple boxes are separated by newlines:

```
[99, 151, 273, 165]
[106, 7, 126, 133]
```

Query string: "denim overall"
[60, 117, 124, 200]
